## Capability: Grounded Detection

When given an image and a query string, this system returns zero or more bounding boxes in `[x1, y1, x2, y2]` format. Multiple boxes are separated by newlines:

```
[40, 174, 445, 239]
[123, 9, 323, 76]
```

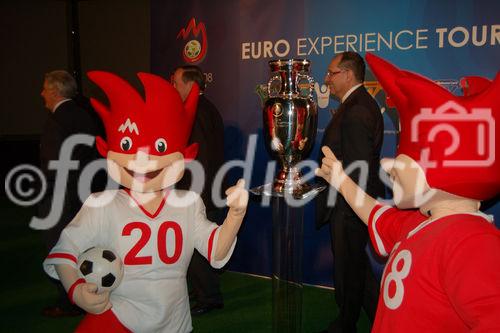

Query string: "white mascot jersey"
[44, 189, 235, 333]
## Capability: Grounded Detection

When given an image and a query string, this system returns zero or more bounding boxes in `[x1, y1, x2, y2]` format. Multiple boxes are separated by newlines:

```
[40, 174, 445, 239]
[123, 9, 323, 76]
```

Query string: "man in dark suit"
[316, 52, 385, 332]
[172, 65, 226, 315]
[39, 70, 99, 317]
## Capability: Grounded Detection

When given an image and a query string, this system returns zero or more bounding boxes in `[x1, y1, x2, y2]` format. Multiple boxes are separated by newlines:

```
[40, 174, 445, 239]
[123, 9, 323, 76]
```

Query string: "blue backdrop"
[151, 0, 500, 287]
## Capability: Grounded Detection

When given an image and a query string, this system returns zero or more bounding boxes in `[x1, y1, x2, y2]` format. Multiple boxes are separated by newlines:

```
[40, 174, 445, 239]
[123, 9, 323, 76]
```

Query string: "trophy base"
[250, 182, 326, 199]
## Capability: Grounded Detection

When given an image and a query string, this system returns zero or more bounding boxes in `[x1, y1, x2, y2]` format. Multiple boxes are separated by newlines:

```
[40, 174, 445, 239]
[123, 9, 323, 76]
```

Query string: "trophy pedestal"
[250, 182, 324, 332]
[271, 196, 304, 333]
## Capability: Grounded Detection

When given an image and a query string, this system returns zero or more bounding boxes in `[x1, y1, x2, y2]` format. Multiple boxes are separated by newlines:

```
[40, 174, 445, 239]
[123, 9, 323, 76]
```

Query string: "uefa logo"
[177, 18, 208, 64]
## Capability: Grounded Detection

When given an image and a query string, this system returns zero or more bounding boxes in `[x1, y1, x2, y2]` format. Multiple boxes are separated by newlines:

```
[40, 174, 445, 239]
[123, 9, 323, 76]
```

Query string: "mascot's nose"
[135, 148, 150, 164]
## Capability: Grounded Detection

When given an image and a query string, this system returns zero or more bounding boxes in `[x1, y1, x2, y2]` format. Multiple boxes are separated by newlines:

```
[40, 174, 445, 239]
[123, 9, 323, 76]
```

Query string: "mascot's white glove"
[226, 179, 249, 218]
[70, 281, 112, 314]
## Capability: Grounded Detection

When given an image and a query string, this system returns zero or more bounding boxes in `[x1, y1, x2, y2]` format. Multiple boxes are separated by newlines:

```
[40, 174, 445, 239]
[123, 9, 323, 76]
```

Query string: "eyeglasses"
[326, 70, 345, 78]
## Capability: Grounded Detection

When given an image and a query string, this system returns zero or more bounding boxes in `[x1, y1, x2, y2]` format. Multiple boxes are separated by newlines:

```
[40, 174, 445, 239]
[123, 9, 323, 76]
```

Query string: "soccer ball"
[77, 247, 124, 294]
[184, 39, 201, 59]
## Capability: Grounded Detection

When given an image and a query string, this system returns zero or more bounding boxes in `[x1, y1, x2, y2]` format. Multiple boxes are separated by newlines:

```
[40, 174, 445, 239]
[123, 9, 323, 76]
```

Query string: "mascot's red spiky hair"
[87, 71, 199, 160]
[366, 53, 500, 200]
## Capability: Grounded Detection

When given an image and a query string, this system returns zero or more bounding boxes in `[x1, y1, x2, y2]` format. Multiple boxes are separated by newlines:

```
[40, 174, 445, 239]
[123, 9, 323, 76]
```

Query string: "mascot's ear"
[183, 143, 199, 162]
[95, 136, 108, 158]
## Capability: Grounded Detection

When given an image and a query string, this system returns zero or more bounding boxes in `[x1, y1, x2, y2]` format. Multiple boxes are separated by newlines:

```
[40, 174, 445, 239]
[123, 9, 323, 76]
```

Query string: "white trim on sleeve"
[371, 205, 392, 257]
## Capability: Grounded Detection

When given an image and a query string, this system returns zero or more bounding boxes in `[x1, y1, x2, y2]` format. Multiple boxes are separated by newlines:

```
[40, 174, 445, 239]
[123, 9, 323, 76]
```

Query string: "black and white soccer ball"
[77, 247, 124, 294]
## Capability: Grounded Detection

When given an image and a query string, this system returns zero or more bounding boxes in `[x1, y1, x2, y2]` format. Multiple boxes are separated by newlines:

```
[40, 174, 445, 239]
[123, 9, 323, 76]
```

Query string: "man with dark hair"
[316, 52, 384, 332]
[172, 65, 226, 315]
[39, 70, 99, 317]
[334, 51, 366, 83]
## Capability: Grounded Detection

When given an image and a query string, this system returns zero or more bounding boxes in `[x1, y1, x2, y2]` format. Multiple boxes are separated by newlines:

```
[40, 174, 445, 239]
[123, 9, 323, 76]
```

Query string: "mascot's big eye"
[120, 137, 133, 151]
[155, 138, 167, 153]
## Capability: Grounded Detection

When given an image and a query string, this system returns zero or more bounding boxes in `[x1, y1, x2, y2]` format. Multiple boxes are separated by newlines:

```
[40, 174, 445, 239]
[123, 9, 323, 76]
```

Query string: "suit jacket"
[315, 86, 385, 229]
[176, 95, 225, 214]
[40, 99, 99, 186]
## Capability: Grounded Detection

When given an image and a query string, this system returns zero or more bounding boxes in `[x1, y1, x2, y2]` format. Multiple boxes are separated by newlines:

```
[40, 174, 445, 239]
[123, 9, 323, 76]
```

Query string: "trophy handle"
[268, 73, 282, 98]
[296, 73, 314, 98]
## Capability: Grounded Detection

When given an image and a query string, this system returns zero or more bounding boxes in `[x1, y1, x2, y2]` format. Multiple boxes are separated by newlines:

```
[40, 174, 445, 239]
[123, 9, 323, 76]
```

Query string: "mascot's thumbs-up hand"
[225, 179, 249, 218]
[316, 146, 346, 190]
[316, 146, 378, 225]
[215, 179, 248, 261]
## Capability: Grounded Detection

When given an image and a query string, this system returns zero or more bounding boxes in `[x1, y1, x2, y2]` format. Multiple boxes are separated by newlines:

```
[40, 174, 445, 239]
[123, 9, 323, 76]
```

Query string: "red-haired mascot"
[317, 53, 500, 332]
[43, 72, 248, 332]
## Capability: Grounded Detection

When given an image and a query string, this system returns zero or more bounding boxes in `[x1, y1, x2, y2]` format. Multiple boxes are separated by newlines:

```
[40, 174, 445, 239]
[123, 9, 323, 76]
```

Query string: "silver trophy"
[251, 59, 325, 199]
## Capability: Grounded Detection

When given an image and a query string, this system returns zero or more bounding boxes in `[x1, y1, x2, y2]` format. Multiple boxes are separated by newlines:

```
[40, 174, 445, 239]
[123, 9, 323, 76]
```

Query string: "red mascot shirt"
[368, 205, 500, 332]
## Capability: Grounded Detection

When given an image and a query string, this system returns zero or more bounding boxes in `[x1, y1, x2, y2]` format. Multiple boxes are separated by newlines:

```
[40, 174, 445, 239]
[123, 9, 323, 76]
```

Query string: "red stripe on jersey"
[207, 227, 219, 263]
[125, 189, 170, 219]
[47, 253, 78, 264]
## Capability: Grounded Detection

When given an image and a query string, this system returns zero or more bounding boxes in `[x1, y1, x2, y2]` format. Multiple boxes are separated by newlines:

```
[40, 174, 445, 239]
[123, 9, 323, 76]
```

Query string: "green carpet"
[0, 198, 370, 332]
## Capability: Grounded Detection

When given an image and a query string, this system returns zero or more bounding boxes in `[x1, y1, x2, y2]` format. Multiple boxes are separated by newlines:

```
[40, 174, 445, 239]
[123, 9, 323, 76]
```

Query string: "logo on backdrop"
[177, 18, 208, 64]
